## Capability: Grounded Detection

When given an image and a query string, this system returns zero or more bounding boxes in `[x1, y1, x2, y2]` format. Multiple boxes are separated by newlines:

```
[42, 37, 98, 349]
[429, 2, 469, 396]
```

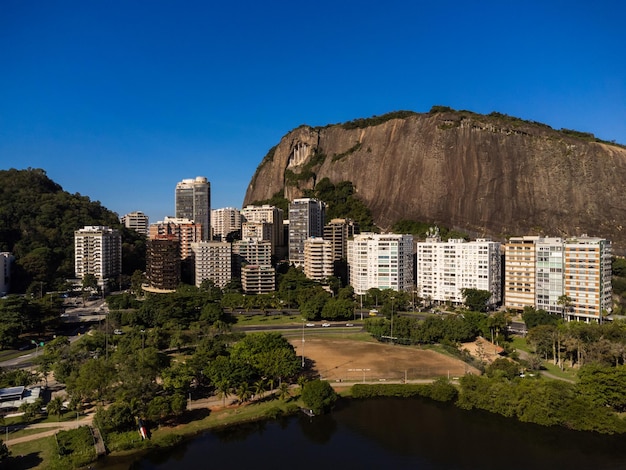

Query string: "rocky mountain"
[243, 108, 626, 253]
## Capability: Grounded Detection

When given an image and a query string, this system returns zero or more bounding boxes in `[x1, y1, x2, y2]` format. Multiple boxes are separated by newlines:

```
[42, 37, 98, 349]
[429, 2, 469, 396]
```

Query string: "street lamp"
[390, 297, 395, 345]
[301, 319, 305, 368]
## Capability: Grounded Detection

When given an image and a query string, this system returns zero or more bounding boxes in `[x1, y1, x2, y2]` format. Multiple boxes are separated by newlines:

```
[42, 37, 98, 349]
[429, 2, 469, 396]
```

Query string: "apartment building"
[504, 235, 612, 322]
[175, 176, 211, 240]
[211, 207, 241, 240]
[347, 233, 414, 295]
[242, 265, 276, 294]
[121, 211, 149, 237]
[74, 226, 121, 287]
[303, 237, 334, 281]
[289, 198, 325, 267]
[323, 218, 359, 261]
[416, 236, 501, 306]
[563, 236, 612, 322]
[0, 253, 14, 296]
[191, 241, 232, 288]
[232, 239, 273, 277]
[145, 236, 180, 292]
[504, 236, 540, 311]
[149, 217, 202, 261]
[241, 205, 284, 257]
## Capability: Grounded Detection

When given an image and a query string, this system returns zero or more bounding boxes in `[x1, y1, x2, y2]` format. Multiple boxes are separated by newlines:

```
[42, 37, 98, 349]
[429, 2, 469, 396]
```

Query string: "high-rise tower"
[288, 198, 325, 267]
[175, 177, 211, 241]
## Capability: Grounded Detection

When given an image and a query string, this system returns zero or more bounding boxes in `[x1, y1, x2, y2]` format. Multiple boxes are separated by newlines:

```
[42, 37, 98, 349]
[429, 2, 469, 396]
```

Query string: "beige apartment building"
[303, 237, 334, 281]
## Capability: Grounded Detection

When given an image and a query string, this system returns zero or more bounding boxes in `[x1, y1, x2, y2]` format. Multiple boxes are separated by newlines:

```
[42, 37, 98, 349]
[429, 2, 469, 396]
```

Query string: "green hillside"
[0, 168, 145, 294]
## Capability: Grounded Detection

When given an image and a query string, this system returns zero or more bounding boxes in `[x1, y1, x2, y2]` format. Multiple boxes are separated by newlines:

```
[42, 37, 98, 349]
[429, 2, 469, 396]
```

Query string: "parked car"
[113, 329, 124, 335]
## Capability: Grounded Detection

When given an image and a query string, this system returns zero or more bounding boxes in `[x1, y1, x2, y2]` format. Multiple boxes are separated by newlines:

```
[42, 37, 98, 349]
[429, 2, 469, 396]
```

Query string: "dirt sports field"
[289, 337, 480, 383]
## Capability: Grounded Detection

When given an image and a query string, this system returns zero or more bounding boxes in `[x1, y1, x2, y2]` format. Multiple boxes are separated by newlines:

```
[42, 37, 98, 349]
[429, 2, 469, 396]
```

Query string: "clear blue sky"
[2, 1, 625, 224]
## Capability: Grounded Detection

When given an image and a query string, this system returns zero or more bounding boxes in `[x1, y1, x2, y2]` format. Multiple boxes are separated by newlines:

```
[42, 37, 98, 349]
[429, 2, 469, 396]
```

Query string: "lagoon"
[97, 398, 626, 469]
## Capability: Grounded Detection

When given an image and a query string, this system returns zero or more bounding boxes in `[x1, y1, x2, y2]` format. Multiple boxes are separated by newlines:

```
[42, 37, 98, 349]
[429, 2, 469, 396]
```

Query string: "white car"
[321, 323, 331, 327]
[345, 323, 354, 327]
[306, 323, 316, 327]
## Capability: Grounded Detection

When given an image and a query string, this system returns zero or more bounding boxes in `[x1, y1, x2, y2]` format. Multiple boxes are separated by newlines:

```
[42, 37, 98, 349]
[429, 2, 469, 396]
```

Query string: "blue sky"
[1, 1, 625, 224]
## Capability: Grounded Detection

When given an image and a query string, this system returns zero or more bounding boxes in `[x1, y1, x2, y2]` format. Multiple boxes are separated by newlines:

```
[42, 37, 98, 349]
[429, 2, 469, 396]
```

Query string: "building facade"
[323, 218, 359, 261]
[121, 211, 149, 237]
[242, 265, 276, 294]
[211, 207, 241, 240]
[503, 235, 612, 322]
[563, 236, 612, 322]
[149, 217, 202, 261]
[0, 253, 14, 296]
[416, 236, 502, 306]
[145, 236, 180, 292]
[303, 237, 334, 281]
[241, 222, 273, 244]
[232, 239, 273, 277]
[288, 198, 325, 267]
[175, 176, 211, 241]
[347, 233, 414, 295]
[241, 205, 284, 257]
[191, 241, 232, 288]
[504, 236, 540, 312]
[74, 226, 122, 287]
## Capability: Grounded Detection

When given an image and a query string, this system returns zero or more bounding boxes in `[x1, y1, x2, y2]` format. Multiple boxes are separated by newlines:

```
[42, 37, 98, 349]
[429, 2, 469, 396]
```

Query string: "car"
[306, 323, 316, 327]
[113, 329, 124, 335]
[345, 323, 354, 327]
[322, 323, 331, 327]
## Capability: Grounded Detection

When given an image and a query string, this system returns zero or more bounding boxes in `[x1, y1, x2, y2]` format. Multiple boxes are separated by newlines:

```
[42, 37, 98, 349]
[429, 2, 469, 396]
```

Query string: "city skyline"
[2, 1, 625, 224]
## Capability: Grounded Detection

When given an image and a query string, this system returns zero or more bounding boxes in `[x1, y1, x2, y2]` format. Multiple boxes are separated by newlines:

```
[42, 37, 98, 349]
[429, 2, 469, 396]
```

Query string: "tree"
[301, 379, 337, 415]
[46, 396, 65, 421]
[236, 382, 252, 404]
[557, 295, 573, 320]
[0, 438, 10, 462]
[461, 288, 492, 312]
[522, 306, 559, 329]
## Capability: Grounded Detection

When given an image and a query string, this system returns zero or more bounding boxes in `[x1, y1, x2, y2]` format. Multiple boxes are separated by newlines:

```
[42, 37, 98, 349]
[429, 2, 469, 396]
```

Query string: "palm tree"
[236, 382, 252, 404]
[216, 380, 232, 407]
[46, 396, 64, 421]
[253, 379, 266, 400]
[278, 382, 290, 401]
[557, 295, 573, 320]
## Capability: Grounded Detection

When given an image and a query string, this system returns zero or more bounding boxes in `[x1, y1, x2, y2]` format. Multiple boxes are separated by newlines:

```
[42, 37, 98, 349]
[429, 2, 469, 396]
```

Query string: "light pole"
[390, 297, 394, 345]
[301, 319, 305, 368]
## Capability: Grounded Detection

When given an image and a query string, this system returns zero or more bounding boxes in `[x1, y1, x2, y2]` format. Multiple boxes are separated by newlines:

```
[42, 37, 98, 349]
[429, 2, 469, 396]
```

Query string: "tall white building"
[304, 237, 334, 281]
[241, 205, 284, 256]
[121, 211, 149, 236]
[416, 235, 502, 306]
[347, 233, 414, 295]
[289, 198, 325, 267]
[191, 241, 232, 288]
[211, 207, 241, 240]
[175, 176, 211, 241]
[74, 226, 122, 287]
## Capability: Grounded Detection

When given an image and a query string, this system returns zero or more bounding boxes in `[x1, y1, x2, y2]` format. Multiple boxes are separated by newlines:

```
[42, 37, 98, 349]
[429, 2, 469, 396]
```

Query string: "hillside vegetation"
[0, 168, 145, 294]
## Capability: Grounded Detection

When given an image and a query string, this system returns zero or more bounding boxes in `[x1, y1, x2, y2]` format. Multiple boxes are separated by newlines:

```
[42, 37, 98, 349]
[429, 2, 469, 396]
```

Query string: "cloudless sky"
[1, 1, 625, 224]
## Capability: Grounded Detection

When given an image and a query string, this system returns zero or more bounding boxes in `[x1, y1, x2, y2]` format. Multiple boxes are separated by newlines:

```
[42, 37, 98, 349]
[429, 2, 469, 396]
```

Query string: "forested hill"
[0, 168, 145, 294]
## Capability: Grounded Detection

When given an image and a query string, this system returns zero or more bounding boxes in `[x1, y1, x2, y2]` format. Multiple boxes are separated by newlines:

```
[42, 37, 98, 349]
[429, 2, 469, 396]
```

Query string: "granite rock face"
[243, 111, 626, 252]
